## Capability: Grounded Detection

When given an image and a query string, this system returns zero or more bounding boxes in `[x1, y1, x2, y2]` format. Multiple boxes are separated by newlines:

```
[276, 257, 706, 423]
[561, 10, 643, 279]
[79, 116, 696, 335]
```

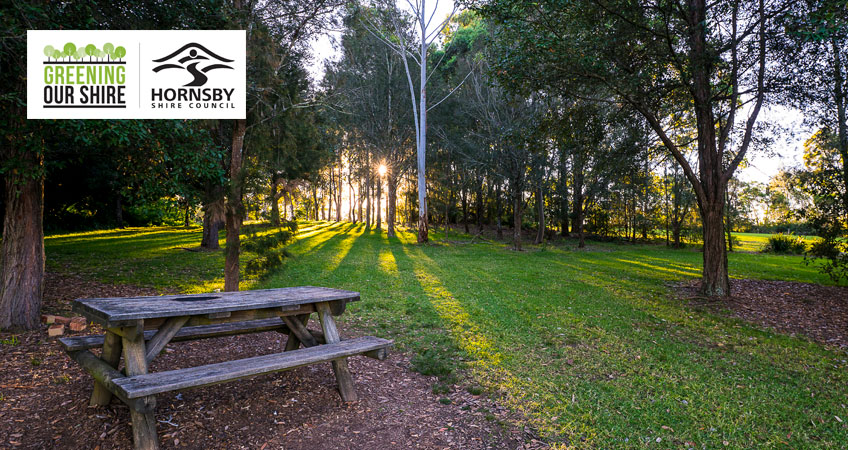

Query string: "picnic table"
[58, 286, 393, 450]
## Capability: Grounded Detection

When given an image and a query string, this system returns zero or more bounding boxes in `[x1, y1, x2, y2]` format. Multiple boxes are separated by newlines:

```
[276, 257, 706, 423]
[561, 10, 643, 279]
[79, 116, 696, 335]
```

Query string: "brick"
[42, 314, 57, 324]
[69, 317, 87, 332]
[54, 316, 72, 325]
[48, 324, 65, 337]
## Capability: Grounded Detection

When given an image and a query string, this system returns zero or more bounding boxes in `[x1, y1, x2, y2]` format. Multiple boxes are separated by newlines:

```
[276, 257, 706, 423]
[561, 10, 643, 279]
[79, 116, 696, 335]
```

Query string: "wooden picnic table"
[59, 286, 392, 450]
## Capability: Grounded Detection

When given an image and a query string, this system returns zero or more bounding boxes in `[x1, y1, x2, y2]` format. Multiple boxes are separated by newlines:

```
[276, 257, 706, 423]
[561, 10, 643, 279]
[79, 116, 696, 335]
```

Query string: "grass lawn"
[44, 222, 848, 449]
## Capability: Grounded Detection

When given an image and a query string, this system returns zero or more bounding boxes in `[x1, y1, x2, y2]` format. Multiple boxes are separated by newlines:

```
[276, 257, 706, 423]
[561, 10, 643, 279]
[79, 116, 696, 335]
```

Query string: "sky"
[305, 1, 810, 185]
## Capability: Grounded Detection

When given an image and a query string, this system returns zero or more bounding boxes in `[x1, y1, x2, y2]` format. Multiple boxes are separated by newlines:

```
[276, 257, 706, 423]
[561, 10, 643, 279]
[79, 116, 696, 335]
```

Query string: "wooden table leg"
[122, 324, 160, 450]
[284, 314, 311, 351]
[145, 315, 189, 364]
[90, 330, 122, 406]
[316, 302, 358, 402]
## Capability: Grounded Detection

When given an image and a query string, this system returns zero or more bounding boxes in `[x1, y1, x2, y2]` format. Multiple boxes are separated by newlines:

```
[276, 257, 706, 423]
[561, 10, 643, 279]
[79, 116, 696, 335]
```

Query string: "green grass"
[44, 222, 848, 449]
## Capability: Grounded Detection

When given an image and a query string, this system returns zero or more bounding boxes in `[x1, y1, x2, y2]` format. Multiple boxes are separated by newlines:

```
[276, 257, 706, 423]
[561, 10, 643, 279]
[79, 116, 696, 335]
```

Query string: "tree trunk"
[512, 191, 522, 251]
[0, 157, 45, 330]
[312, 185, 318, 221]
[700, 202, 729, 296]
[376, 175, 382, 231]
[495, 182, 503, 239]
[475, 176, 484, 234]
[387, 169, 397, 237]
[201, 195, 225, 250]
[335, 166, 342, 222]
[831, 37, 848, 223]
[461, 186, 469, 234]
[224, 119, 246, 292]
[365, 170, 372, 229]
[573, 155, 585, 248]
[534, 186, 545, 245]
[115, 195, 124, 229]
[270, 175, 280, 227]
[184, 201, 191, 228]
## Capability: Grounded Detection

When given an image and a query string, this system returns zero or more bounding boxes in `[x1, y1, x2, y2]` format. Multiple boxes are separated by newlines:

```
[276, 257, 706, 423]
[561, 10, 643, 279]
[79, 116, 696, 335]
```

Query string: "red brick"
[48, 324, 65, 337]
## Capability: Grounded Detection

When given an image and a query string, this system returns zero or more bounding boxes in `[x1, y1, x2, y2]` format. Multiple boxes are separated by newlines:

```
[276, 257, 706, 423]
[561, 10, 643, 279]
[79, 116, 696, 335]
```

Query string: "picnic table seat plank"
[73, 286, 359, 325]
[112, 336, 392, 398]
[58, 317, 326, 352]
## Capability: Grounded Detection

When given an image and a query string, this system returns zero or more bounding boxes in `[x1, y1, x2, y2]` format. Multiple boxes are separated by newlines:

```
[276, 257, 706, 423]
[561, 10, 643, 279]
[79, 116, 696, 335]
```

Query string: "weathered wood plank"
[59, 318, 297, 352]
[72, 286, 359, 326]
[122, 325, 159, 450]
[138, 304, 315, 330]
[316, 302, 358, 402]
[283, 314, 310, 351]
[89, 331, 122, 406]
[69, 350, 152, 413]
[113, 336, 392, 399]
[144, 316, 188, 364]
[282, 315, 318, 348]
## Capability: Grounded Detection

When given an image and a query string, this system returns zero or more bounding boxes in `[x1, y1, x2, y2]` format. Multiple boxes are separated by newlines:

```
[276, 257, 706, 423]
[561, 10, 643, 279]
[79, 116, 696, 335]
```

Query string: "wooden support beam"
[282, 315, 318, 348]
[122, 325, 160, 450]
[144, 316, 188, 364]
[69, 350, 153, 413]
[89, 331, 122, 406]
[316, 302, 358, 402]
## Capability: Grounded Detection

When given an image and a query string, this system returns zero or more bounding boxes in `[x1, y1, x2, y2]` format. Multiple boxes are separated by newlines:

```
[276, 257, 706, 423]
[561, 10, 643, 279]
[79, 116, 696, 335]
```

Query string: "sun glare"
[377, 164, 387, 176]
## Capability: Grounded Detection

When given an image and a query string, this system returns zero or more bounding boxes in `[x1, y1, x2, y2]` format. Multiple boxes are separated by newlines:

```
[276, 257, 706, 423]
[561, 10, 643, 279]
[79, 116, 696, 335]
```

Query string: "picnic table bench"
[58, 286, 392, 450]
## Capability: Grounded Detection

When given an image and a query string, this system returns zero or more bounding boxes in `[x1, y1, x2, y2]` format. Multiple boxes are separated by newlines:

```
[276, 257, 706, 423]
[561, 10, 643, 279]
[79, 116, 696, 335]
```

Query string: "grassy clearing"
[44, 222, 847, 448]
[732, 232, 820, 253]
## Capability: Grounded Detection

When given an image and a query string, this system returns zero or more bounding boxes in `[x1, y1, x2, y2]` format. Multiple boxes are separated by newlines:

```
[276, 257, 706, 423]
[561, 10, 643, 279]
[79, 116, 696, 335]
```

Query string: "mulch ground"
[677, 279, 848, 349]
[0, 273, 539, 449]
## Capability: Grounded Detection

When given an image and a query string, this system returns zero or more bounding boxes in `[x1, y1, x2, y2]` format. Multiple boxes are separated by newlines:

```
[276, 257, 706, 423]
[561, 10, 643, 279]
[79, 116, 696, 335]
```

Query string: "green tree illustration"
[43, 45, 54, 61]
[85, 44, 97, 62]
[52, 49, 61, 60]
[103, 43, 114, 60]
[74, 48, 85, 61]
[113, 46, 126, 61]
[63, 43, 76, 61]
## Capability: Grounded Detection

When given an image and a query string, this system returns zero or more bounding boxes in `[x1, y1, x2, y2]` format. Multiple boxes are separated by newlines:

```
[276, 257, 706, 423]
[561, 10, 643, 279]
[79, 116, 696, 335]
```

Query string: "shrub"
[763, 233, 807, 254]
[242, 221, 298, 277]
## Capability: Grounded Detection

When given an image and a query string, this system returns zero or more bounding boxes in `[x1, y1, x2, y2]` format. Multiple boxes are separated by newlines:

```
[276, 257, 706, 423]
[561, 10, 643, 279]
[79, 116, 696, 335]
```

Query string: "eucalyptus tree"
[479, 0, 796, 296]
[359, 0, 467, 243]
[323, 6, 417, 236]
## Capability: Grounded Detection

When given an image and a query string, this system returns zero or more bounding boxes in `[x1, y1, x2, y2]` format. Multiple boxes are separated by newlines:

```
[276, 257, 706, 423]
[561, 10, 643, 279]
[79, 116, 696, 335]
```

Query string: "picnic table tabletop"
[72, 286, 360, 325]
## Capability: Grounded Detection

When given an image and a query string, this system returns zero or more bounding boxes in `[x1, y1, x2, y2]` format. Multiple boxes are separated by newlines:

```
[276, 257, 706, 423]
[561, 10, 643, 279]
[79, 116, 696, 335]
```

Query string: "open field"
[41, 222, 848, 448]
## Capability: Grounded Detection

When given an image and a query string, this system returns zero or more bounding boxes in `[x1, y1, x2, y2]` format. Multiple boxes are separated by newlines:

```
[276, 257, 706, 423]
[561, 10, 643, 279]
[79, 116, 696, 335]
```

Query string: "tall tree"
[480, 0, 793, 296]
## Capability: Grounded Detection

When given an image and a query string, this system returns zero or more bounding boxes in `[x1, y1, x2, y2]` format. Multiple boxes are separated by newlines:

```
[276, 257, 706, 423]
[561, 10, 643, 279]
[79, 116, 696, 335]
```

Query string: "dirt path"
[677, 279, 848, 349]
[0, 273, 537, 449]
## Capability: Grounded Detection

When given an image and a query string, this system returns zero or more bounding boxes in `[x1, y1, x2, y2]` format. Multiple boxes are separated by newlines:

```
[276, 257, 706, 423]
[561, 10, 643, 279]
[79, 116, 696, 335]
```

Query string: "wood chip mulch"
[0, 273, 541, 449]
[677, 279, 848, 349]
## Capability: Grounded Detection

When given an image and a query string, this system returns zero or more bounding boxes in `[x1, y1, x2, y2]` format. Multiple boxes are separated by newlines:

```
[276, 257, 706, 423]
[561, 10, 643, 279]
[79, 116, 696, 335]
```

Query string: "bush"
[242, 221, 298, 277]
[763, 233, 807, 254]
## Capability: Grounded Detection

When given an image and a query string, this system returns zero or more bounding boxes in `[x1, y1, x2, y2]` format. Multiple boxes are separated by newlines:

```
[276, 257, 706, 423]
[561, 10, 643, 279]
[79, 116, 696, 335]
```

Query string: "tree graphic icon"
[152, 43, 233, 87]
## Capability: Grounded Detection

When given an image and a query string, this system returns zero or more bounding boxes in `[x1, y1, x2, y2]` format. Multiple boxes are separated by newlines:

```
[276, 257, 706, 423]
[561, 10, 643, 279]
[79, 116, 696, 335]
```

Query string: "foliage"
[242, 222, 299, 277]
[763, 233, 808, 255]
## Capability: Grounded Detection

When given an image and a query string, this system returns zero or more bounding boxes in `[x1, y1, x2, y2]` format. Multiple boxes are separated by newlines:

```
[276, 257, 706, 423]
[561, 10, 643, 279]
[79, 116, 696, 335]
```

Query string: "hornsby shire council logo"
[28, 30, 246, 119]
[150, 42, 237, 110]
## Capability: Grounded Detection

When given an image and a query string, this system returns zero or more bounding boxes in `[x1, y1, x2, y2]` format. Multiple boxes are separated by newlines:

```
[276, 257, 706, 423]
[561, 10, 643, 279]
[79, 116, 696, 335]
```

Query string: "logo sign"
[27, 30, 246, 119]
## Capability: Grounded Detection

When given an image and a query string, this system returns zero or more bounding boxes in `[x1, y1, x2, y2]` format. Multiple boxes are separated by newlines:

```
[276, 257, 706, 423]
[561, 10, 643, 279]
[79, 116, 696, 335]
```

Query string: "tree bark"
[831, 37, 848, 222]
[270, 175, 280, 227]
[115, 195, 124, 229]
[495, 182, 503, 239]
[573, 154, 585, 248]
[387, 169, 397, 237]
[0, 154, 45, 330]
[475, 175, 484, 233]
[512, 191, 522, 251]
[461, 185, 469, 234]
[224, 119, 246, 292]
[376, 174, 382, 231]
[700, 201, 730, 296]
[534, 186, 545, 245]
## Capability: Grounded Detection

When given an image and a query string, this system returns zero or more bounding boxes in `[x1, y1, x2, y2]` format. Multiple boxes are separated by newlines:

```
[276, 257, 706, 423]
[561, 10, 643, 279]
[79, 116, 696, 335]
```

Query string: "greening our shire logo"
[42, 42, 127, 108]
[150, 43, 237, 111]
